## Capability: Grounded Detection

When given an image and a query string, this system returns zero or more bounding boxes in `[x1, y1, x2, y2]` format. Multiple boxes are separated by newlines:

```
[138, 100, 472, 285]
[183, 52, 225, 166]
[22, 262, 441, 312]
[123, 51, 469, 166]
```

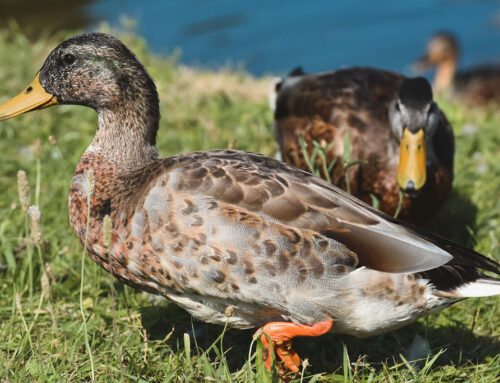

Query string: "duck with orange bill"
[1, 34, 499, 379]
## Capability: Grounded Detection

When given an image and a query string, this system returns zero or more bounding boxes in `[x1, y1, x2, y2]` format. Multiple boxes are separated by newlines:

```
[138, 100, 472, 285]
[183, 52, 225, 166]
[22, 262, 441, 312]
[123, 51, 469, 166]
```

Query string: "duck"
[272, 67, 454, 224]
[414, 32, 500, 107]
[1, 33, 499, 378]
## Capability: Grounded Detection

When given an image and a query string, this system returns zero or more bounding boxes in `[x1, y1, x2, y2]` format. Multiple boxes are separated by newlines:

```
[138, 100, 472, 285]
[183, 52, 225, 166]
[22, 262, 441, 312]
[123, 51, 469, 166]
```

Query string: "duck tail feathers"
[268, 76, 283, 112]
[287, 66, 305, 77]
[268, 66, 306, 112]
[453, 278, 500, 298]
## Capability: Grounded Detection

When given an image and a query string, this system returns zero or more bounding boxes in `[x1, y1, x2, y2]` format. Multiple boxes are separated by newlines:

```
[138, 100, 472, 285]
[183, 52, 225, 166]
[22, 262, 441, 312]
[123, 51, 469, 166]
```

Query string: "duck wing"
[132, 150, 453, 274]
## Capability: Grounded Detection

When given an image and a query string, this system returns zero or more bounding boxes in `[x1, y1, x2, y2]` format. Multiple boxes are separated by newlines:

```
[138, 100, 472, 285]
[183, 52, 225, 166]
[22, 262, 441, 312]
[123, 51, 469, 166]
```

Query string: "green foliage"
[0, 26, 499, 382]
[297, 130, 366, 192]
[297, 134, 337, 183]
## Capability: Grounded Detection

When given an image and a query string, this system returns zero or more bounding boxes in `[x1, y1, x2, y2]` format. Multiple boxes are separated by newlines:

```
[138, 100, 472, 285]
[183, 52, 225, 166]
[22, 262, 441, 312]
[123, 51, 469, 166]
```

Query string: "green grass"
[0, 25, 499, 382]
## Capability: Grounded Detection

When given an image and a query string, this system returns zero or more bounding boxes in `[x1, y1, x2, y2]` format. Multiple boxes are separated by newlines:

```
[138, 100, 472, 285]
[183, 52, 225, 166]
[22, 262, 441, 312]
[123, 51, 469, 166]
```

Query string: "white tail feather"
[455, 279, 500, 297]
[268, 77, 282, 111]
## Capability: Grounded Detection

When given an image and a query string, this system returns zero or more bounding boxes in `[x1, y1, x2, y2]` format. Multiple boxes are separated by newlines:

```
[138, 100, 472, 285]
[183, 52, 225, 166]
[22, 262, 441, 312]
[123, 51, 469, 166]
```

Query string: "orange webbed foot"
[260, 319, 333, 375]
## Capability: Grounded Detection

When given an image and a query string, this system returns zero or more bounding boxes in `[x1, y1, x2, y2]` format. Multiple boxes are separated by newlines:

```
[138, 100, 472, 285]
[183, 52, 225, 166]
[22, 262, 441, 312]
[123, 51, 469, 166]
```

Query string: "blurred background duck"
[3, 34, 500, 378]
[415, 32, 500, 107]
[272, 68, 454, 224]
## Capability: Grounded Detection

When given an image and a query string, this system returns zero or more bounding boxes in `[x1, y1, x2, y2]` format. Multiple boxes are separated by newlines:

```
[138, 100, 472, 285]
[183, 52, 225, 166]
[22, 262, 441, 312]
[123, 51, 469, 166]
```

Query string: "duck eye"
[62, 53, 76, 65]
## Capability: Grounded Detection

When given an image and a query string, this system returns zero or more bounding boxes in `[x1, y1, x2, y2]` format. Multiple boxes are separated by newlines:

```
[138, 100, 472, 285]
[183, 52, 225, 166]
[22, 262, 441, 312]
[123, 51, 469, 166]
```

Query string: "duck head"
[389, 77, 440, 195]
[414, 32, 459, 92]
[0, 33, 160, 163]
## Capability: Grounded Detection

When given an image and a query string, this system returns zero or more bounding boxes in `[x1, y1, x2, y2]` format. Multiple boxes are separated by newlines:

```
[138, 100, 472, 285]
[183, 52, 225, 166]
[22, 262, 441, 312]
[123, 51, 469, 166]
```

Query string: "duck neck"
[434, 59, 456, 93]
[88, 97, 160, 172]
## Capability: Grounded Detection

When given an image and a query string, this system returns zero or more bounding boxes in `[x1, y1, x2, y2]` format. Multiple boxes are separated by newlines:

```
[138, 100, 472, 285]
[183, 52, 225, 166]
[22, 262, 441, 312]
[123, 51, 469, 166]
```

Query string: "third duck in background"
[415, 32, 500, 107]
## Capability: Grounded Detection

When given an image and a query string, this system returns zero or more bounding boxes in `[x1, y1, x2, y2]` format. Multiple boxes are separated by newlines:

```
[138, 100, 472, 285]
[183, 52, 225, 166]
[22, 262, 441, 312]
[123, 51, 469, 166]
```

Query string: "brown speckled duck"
[415, 32, 500, 106]
[1, 34, 499, 377]
[272, 67, 454, 224]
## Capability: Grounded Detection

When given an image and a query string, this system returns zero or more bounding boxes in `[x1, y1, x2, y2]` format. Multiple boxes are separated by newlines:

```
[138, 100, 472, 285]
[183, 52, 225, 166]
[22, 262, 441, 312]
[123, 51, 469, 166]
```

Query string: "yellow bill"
[0, 73, 58, 121]
[397, 128, 426, 192]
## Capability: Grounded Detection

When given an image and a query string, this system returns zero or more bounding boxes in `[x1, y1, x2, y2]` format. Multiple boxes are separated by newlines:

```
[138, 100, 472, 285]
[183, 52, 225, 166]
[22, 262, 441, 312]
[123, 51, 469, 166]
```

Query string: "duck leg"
[260, 319, 333, 373]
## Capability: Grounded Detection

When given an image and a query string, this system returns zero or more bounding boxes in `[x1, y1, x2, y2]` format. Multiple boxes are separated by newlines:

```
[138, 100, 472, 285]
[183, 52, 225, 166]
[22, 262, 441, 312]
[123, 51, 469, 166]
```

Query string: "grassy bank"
[0, 26, 499, 382]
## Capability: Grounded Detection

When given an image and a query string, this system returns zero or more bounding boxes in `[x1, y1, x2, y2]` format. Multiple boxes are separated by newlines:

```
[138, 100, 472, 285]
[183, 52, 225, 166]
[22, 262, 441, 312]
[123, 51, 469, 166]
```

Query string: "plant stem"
[24, 216, 33, 301]
[79, 189, 95, 381]
[394, 189, 404, 219]
[35, 158, 41, 207]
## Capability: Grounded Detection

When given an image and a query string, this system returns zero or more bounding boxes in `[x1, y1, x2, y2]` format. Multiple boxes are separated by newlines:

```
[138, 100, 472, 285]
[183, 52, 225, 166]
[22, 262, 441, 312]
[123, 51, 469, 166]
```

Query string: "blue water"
[90, 0, 500, 77]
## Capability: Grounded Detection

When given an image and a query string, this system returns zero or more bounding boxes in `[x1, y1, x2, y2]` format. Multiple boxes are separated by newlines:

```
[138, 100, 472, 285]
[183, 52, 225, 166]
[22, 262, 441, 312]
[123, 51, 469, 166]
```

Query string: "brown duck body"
[452, 67, 500, 107]
[69, 147, 494, 336]
[274, 67, 454, 224]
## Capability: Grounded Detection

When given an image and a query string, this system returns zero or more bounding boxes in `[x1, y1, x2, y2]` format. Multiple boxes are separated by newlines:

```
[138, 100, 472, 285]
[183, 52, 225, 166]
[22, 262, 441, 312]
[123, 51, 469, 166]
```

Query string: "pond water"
[4, 0, 500, 77]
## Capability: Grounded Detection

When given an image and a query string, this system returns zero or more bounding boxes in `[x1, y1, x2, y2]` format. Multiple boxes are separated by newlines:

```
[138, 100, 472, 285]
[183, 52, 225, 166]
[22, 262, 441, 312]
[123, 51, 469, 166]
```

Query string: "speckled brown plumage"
[273, 67, 454, 224]
[68, 145, 498, 333]
[2, 33, 500, 375]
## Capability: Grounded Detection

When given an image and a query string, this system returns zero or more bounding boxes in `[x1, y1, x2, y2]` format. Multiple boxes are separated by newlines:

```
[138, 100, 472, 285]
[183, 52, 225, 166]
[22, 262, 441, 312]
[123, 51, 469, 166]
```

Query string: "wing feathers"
[327, 221, 452, 273]
[157, 150, 497, 277]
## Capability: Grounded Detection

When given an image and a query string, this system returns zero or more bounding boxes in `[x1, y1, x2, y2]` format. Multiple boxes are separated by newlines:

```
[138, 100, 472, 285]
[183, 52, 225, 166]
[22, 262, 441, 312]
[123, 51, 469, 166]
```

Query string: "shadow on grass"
[426, 189, 478, 247]
[139, 303, 500, 374]
[303, 321, 500, 374]
[140, 303, 255, 369]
